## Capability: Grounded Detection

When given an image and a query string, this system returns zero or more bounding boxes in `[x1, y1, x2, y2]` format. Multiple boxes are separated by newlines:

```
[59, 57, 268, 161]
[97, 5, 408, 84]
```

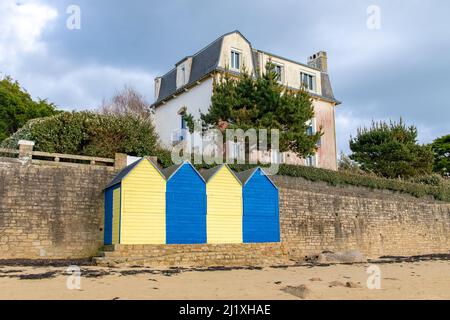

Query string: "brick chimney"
[307, 51, 328, 73]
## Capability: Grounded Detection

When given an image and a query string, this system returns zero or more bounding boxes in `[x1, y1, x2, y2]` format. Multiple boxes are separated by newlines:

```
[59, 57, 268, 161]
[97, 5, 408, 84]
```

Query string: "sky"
[1, 0, 449, 155]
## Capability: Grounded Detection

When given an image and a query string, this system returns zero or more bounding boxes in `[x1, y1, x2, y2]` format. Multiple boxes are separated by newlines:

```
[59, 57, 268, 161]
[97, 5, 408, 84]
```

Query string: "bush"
[349, 119, 434, 179]
[157, 154, 449, 202]
[1, 111, 160, 159]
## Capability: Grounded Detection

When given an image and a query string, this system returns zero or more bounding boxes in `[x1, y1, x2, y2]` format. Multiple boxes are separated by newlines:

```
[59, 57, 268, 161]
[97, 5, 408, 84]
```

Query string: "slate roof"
[154, 33, 225, 105]
[200, 164, 241, 184]
[161, 163, 183, 180]
[235, 167, 278, 189]
[152, 30, 340, 107]
[235, 167, 259, 185]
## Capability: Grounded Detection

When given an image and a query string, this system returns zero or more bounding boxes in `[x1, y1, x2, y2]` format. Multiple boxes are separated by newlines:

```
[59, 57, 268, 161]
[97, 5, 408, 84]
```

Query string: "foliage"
[431, 134, 450, 177]
[349, 119, 434, 178]
[1, 111, 161, 159]
[0, 75, 60, 142]
[155, 156, 450, 202]
[197, 63, 322, 157]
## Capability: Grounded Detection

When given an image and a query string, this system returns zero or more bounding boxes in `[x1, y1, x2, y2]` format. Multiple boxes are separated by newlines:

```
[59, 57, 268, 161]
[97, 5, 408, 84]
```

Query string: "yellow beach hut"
[104, 157, 166, 245]
[201, 164, 243, 244]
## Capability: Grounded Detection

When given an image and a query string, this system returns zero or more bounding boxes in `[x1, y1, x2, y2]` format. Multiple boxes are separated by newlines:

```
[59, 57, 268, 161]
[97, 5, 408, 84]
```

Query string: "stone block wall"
[0, 158, 117, 259]
[274, 176, 450, 259]
[94, 243, 288, 267]
[0, 159, 449, 263]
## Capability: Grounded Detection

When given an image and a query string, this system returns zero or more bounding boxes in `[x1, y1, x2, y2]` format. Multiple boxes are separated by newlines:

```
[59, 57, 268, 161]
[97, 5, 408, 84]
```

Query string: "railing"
[31, 151, 115, 166]
[0, 140, 120, 168]
[0, 148, 20, 157]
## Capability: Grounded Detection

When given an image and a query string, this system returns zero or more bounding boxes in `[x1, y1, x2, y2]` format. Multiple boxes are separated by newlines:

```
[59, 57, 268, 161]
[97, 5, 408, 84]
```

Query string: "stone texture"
[0, 158, 117, 259]
[274, 175, 450, 259]
[0, 158, 450, 265]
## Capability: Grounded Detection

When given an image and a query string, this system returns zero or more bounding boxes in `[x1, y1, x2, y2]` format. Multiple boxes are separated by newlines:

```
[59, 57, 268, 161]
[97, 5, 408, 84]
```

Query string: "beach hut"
[236, 167, 280, 243]
[201, 165, 243, 244]
[163, 161, 207, 244]
[104, 158, 166, 245]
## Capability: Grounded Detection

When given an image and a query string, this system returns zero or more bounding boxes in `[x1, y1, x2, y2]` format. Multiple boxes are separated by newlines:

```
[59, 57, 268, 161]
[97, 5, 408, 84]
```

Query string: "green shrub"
[1, 111, 160, 159]
[158, 154, 449, 202]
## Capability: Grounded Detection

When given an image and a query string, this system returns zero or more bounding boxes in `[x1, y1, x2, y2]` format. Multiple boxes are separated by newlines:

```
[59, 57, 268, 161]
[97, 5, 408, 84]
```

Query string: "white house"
[151, 30, 341, 170]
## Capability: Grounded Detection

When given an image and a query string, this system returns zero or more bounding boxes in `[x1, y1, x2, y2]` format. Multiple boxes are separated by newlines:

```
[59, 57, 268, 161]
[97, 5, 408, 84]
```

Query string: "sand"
[0, 260, 449, 300]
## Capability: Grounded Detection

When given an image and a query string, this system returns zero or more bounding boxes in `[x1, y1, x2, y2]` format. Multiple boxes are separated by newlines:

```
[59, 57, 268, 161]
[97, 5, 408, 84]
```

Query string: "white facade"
[152, 31, 339, 170]
[154, 77, 214, 147]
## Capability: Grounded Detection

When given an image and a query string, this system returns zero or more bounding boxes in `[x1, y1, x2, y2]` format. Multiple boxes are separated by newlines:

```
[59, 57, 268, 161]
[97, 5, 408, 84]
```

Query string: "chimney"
[307, 51, 328, 73]
[154, 76, 162, 101]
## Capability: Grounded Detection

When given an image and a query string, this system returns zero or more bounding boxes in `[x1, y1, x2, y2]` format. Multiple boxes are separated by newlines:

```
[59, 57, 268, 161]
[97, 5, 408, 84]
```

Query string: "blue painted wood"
[104, 184, 119, 245]
[243, 168, 280, 243]
[166, 163, 207, 244]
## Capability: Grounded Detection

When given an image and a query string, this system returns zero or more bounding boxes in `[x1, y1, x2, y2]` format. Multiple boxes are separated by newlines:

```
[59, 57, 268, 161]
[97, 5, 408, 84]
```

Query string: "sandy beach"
[1, 259, 449, 300]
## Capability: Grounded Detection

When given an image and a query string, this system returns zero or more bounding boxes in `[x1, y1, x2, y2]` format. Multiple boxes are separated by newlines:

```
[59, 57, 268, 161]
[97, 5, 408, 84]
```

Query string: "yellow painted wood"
[120, 160, 166, 244]
[206, 165, 243, 243]
[112, 187, 121, 244]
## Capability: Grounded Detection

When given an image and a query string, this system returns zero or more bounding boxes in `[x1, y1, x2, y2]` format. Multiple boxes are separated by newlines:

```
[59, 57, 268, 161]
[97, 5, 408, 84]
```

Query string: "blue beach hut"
[236, 167, 280, 243]
[162, 161, 207, 244]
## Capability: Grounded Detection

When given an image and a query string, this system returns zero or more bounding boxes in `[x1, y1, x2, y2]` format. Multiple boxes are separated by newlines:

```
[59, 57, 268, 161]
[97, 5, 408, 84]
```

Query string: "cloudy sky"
[1, 0, 449, 154]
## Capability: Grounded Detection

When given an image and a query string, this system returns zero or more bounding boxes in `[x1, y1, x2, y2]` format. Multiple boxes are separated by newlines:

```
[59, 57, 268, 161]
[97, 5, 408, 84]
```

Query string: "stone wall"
[274, 176, 450, 259]
[94, 243, 288, 267]
[0, 158, 117, 259]
[1, 159, 449, 262]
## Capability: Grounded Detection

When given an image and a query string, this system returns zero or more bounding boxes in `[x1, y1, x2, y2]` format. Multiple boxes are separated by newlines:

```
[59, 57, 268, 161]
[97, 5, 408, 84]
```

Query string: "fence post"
[18, 140, 35, 163]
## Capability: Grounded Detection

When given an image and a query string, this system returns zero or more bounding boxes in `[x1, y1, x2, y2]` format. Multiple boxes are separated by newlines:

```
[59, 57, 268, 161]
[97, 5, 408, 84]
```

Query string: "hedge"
[189, 161, 450, 202]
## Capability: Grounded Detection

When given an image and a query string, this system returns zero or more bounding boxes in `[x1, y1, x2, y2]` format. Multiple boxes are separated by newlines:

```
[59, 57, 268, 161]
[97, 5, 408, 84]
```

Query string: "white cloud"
[0, 0, 58, 68]
[0, 1, 155, 111]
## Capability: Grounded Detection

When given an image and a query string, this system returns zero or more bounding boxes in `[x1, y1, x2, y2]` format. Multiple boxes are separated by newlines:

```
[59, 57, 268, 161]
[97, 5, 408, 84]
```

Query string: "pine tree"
[199, 62, 321, 157]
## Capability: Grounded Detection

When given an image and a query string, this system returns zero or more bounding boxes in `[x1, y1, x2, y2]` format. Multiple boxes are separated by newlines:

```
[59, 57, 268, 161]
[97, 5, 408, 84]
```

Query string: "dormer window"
[301, 72, 316, 91]
[231, 50, 241, 70]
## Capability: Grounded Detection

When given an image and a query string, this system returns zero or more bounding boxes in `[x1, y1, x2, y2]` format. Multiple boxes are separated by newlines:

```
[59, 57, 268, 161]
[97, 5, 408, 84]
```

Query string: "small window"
[181, 66, 186, 84]
[306, 123, 314, 136]
[306, 155, 315, 167]
[231, 50, 240, 70]
[273, 65, 283, 82]
[181, 115, 187, 130]
[301, 72, 315, 91]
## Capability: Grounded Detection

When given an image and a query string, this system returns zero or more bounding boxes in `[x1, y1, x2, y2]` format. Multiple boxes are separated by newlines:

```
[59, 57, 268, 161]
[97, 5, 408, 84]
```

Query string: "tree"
[349, 119, 434, 178]
[199, 63, 322, 158]
[0, 75, 59, 142]
[99, 85, 151, 120]
[431, 134, 450, 177]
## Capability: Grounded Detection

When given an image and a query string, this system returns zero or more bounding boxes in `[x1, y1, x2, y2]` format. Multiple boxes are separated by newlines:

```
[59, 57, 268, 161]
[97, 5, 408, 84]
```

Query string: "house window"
[179, 114, 187, 141]
[306, 124, 314, 136]
[273, 64, 283, 82]
[181, 66, 186, 85]
[306, 155, 316, 167]
[231, 50, 241, 70]
[271, 150, 283, 164]
[301, 72, 315, 91]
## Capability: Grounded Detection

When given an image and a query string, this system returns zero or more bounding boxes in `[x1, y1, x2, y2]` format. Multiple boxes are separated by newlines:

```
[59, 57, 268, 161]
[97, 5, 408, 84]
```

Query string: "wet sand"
[1, 259, 449, 300]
